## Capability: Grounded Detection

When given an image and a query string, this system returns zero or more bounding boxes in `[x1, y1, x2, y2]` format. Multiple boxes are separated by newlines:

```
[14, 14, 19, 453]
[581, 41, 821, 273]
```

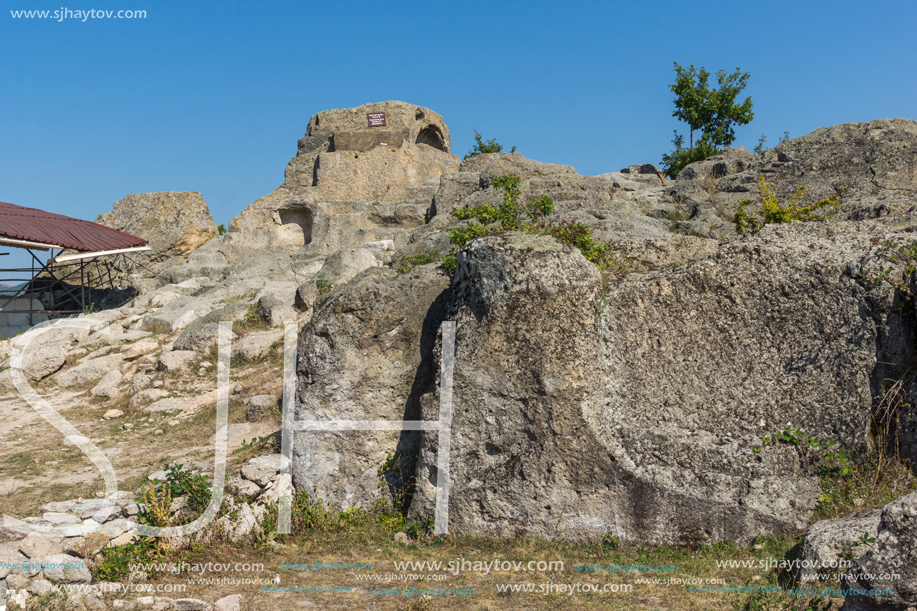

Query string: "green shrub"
[443, 174, 624, 273]
[217, 223, 227, 235]
[464, 128, 515, 160]
[447, 175, 550, 244]
[753, 131, 790, 156]
[660, 132, 719, 179]
[395, 253, 436, 275]
[163, 463, 212, 517]
[440, 253, 457, 275]
[93, 538, 156, 581]
[733, 176, 839, 235]
[662, 62, 754, 179]
[232, 302, 268, 334]
[256, 490, 408, 544]
[313, 278, 335, 295]
[538, 219, 612, 265]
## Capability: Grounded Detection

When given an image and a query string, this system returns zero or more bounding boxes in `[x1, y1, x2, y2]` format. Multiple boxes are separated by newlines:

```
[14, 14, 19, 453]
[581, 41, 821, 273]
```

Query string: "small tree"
[662, 62, 754, 178]
[464, 129, 516, 160]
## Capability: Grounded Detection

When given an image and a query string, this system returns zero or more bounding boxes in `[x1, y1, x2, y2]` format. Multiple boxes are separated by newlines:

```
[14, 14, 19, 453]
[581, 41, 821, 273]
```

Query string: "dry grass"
[68, 521, 836, 611]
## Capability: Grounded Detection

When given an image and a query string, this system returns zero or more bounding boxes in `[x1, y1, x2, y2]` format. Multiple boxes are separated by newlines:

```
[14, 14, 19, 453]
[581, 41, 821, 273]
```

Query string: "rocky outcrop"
[292, 263, 452, 508]
[295, 217, 916, 544]
[95, 191, 218, 270]
[404, 152, 676, 270]
[842, 491, 917, 610]
[222, 101, 461, 260]
[669, 119, 917, 238]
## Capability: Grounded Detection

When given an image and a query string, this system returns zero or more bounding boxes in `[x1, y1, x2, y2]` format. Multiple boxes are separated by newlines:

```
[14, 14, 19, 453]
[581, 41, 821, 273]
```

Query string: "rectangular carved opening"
[279, 208, 313, 245]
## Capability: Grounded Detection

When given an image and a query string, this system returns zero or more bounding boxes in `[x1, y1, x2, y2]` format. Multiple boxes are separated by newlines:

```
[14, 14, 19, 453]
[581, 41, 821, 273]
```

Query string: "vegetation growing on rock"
[464, 128, 515, 159]
[444, 173, 617, 269]
[732, 176, 840, 235]
[661, 62, 754, 178]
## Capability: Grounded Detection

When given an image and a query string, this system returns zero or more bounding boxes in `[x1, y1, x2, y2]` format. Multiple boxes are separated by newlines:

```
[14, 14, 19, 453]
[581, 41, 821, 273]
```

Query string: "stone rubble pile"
[0, 454, 287, 610]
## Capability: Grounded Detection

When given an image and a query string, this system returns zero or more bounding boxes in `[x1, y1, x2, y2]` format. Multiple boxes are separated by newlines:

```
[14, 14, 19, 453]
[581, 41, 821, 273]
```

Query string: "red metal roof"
[0, 201, 147, 252]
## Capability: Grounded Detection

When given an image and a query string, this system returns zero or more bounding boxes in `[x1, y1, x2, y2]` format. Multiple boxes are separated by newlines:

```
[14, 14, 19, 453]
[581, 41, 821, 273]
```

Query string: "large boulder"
[409, 225, 909, 544]
[292, 263, 452, 508]
[95, 191, 218, 271]
[842, 490, 917, 611]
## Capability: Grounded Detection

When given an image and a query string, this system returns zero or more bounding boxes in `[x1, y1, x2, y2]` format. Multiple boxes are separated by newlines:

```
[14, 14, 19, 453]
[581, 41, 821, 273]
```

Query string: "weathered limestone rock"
[130, 388, 169, 408]
[231, 503, 257, 540]
[231, 330, 282, 362]
[159, 237, 230, 283]
[26, 579, 53, 595]
[606, 235, 720, 273]
[130, 373, 153, 393]
[293, 263, 451, 508]
[459, 151, 575, 179]
[213, 594, 243, 611]
[173, 304, 246, 352]
[798, 509, 882, 583]
[410, 232, 634, 540]
[95, 191, 218, 271]
[420, 224, 897, 543]
[257, 295, 296, 327]
[313, 247, 380, 285]
[669, 119, 917, 238]
[107, 532, 138, 547]
[248, 454, 288, 471]
[54, 354, 123, 388]
[90, 369, 123, 398]
[156, 350, 197, 372]
[223, 101, 460, 259]
[100, 519, 137, 540]
[20, 339, 69, 382]
[70, 500, 117, 520]
[842, 491, 917, 610]
[41, 513, 80, 526]
[172, 599, 212, 611]
[294, 282, 319, 310]
[40, 553, 91, 583]
[227, 474, 261, 499]
[18, 532, 63, 559]
[143, 397, 190, 414]
[241, 463, 276, 488]
[5, 573, 30, 588]
[64, 533, 110, 558]
[123, 338, 159, 360]
[141, 297, 213, 333]
[260, 473, 291, 506]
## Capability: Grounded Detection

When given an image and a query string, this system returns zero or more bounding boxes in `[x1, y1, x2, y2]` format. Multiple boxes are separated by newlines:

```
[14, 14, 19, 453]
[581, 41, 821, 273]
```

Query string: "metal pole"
[80, 259, 85, 311]
[47, 250, 54, 311]
[29, 250, 34, 326]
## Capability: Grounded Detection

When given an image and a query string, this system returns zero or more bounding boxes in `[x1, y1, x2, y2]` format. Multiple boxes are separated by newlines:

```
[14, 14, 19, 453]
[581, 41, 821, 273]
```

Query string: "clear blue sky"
[2, 0, 915, 247]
